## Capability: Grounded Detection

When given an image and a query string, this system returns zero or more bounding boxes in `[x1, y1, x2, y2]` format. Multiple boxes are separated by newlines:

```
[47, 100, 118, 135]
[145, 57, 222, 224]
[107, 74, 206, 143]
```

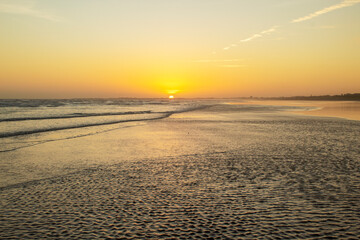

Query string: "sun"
[169, 95, 174, 99]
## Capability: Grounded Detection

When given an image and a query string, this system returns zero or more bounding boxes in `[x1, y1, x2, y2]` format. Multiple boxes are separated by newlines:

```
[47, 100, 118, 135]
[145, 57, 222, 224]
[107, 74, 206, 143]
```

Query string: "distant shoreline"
[241, 93, 360, 101]
[0, 93, 359, 101]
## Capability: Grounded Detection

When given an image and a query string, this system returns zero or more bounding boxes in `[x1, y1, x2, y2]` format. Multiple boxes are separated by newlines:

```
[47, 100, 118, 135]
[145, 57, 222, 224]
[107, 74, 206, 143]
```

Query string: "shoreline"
[227, 100, 360, 121]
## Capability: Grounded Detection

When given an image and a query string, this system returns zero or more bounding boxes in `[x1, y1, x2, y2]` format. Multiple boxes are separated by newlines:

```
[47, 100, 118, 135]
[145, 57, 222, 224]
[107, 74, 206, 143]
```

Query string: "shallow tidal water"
[1, 101, 360, 239]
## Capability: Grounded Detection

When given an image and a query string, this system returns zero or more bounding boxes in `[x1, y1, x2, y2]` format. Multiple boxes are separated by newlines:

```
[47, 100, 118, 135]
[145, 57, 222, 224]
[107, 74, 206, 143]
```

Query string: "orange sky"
[0, 0, 359, 98]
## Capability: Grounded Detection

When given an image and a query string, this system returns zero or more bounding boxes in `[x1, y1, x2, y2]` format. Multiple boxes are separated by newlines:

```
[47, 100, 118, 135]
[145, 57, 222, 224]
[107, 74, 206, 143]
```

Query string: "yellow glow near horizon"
[0, 1, 359, 98]
[169, 95, 174, 99]
[167, 90, 180, 95]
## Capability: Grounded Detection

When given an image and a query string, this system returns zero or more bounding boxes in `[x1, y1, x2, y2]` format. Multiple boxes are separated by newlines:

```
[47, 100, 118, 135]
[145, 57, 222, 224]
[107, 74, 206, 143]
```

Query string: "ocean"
[0, 98, 209, 152]
[1, 99, 360, 239]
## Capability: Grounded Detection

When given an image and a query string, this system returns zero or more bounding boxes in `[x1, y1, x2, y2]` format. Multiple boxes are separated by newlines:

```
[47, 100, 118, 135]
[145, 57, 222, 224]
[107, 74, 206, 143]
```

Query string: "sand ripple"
[1, 117, 360, 239]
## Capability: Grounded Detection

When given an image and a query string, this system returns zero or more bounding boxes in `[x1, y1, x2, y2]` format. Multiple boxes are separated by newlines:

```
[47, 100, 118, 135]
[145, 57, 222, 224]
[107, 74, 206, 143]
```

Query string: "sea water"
[0, 98, 208, 152]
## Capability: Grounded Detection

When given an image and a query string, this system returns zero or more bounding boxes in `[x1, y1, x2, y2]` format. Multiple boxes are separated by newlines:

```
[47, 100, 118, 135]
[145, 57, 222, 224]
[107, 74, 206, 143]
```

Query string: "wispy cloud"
[240, 34, 262, 43]
[0, 2, 62, 22]
[221, 65, 247, 68]
[240, 26, 279, 43]
[216, 1, 358, 55]
[223, 44, 238, 50]
[292, 0, 360, 23]
[192, 59, 243, 63]
[223, 26, 279, 51]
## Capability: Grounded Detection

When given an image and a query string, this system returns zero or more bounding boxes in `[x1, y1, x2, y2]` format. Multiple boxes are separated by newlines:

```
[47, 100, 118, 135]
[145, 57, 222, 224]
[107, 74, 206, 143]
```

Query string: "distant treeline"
[248, 93, 360, 101]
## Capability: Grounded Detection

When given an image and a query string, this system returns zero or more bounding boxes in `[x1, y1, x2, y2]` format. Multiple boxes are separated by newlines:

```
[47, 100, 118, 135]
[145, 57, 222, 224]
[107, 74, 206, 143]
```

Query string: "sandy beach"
[228, 100, 360, 121]
[1, 101, 360, 239]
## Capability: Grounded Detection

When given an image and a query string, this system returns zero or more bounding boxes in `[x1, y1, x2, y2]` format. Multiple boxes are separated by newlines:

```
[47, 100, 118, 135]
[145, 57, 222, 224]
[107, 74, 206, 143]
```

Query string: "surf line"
[0, 110, 153, 122]
[0, 124, 145, 153]
[0, 105, 211, 139]
[0, 113, 172, 139]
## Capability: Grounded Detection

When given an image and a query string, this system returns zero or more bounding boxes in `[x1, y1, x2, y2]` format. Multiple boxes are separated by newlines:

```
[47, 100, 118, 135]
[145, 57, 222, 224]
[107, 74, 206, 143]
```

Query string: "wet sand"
[1, 103, 360, 239]
[291, 101, 360, 121]
[230, 100, 360, 121]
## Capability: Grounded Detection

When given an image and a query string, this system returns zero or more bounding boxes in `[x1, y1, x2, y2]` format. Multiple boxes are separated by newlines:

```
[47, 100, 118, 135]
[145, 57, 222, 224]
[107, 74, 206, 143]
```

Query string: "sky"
[0, 0, 359, 98]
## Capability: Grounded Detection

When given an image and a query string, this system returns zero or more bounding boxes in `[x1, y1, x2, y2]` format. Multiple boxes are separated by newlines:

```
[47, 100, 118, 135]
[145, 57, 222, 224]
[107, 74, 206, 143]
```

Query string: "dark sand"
[1, 103, 360, 239]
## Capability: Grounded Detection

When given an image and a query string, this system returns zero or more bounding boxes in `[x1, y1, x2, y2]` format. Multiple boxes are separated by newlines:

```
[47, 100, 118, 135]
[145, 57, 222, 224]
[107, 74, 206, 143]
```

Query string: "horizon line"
[0, 93, 359, 100]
